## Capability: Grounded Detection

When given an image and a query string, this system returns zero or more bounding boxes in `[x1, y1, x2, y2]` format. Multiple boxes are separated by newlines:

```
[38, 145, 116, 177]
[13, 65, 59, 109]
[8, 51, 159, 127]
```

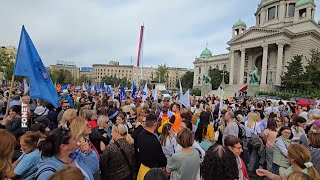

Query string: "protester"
[47, 166, 85, 180]
[6, 131, 42, 179]
[201, 144, 239, 180]
[101, 124, 134, 180]
[136, 113, 167, 180]
[166, 128, 200, 180]
[257, 144, 320, 179]
[36, 127, 99, 180]
[159, 123, 177, 158]
[0, 129, 16, 179]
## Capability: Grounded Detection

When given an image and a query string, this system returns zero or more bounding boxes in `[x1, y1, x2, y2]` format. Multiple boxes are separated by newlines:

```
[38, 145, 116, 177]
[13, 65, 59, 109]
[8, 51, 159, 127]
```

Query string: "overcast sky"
[1, 0, 320, 69]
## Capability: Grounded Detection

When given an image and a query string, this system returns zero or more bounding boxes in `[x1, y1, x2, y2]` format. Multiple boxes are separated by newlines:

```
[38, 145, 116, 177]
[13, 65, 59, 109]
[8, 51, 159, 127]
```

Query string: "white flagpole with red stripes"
[136, 25, 144, 87]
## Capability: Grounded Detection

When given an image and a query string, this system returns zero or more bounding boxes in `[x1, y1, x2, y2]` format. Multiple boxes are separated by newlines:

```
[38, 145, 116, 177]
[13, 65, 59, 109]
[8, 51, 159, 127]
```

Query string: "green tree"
[208, 69, 230, 89]
[76, 75, 92, 84]
[102, 75, 132, 88]
[176, 71, 194, 90]
[304, 49, 320, 89]
[281, 55, 305, 90]
[55, 69, 74, 84]
[155, 64, 169, 83]
[0, 49, 12, 72]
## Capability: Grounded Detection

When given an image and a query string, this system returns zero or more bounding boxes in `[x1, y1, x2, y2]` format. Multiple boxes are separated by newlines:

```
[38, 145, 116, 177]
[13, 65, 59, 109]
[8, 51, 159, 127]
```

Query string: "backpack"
[237, 123, 246, 142]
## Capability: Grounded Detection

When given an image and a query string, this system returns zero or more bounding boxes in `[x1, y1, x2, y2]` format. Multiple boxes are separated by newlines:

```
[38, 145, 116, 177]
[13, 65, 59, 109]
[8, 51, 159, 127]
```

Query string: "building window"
[258, 14, 261, 25]
[268, 6, 276, 20]
[209, 66, 212, 70]
[198, 67, 201, 74]
[288, 3, 295, 17]
[223, 65, 227, 71]
[198, 77, 201, 84]
[299, 8, 306, 18]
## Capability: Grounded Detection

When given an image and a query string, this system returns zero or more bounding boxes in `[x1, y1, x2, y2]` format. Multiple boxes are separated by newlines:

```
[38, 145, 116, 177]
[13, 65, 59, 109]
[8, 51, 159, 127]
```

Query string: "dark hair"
[267, 118, 277, 131]
[169, 115, 175, 124]
[195, 112, 210, 143]
[296, 116, 307, 125]
[172, 103, 180, 111]
[10, 105, 21, 114]
[38, 128, 72, 157]
[145, 113, 157, 128]
[181, 120, 193, 132]
[224, 135, 241, 147]
[201, 144, 239, 180]
[159, 123, 172, 146]
[181, 112, 192, 121]
[144, 168, 166, 180]
[278, 126, 293, 139]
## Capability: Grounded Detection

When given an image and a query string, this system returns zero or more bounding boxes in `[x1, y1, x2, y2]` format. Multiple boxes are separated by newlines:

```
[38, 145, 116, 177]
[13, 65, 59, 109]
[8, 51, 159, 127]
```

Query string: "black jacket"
[136, 129, 167, 168]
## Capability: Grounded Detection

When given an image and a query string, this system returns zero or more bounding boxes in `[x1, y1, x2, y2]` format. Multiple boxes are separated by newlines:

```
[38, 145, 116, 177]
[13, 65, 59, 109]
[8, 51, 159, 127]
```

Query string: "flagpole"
[5, 74, 15, 116]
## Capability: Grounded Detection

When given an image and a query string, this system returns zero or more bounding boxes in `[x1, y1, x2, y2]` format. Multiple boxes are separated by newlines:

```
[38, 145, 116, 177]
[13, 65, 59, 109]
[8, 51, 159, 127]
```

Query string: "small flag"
[120, 84, 126, 102]
[131, 81, 137, 99]
[179, 90, 190, 108]
[179, 78, 183, 96]
[153, 88, 158, 101]
[142, 83, 148, 102]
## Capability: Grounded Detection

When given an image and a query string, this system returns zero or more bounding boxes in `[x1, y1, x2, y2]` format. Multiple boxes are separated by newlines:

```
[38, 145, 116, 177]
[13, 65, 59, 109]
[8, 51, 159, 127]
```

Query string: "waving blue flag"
[120, 84, 126, 102]
[14, 26, 59, 107]
[131, 81, 137, 100]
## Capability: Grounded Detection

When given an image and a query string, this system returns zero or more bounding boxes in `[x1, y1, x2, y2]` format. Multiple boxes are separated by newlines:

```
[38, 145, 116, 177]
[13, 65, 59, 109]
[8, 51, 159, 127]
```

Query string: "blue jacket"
[35, 150, 99, 180]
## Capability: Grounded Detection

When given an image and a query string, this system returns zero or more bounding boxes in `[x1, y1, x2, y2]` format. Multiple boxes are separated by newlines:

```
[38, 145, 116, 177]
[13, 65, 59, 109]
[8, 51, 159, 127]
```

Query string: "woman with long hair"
[70, 117, 100, 159]
[89, 115, 111, 154]
[159, 123, 177, 158]
[195, 112, 214, 151]
[59, 109, 77, 127]
[6, 131, 43, 179]
[0, 129, 16, 179]
[264, 118, 279, 172]
[36, 127, 99, 180]
[245, 112, 262, 176]
[257, 144, 320, 180]
[101, 124, 134, 180]
[272, 126, 292, 176]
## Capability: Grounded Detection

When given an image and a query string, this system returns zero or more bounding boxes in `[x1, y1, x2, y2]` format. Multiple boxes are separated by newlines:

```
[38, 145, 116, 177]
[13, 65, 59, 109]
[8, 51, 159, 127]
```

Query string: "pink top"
[264, 129, 278, 148]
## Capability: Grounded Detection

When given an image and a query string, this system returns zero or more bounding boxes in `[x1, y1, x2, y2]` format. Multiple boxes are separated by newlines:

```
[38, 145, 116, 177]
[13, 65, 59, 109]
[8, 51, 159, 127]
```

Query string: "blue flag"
[120, 84, 126, 102]
[14, 26, 59, 107]
[131, 81, 137, 100]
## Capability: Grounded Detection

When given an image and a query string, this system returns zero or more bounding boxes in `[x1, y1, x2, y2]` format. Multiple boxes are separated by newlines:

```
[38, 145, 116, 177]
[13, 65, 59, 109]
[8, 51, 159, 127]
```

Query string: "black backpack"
[237, 123, 246, 142]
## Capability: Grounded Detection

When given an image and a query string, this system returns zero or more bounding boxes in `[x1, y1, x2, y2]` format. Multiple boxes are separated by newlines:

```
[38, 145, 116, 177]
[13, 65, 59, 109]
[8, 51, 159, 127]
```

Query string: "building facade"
[194, 0, 320, 93]
[49, 63, 80, 82]
[93, 61, 190, 89]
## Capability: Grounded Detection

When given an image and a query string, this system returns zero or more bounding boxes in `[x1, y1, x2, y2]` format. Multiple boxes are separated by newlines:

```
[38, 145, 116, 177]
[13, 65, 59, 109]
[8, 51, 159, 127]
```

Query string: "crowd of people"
[0, 86, 320, 180]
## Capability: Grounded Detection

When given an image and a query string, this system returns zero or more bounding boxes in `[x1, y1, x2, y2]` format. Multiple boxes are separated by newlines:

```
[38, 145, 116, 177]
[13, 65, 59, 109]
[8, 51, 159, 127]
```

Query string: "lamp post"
[220, 70, 227, 88]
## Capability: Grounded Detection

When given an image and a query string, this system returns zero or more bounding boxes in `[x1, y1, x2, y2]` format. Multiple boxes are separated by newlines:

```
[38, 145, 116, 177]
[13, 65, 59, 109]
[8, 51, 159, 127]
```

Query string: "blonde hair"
[288, 144, 320, 180]
[247, 112, 258, 128]
[0, 129, 16, 173]
[287, 171, 314, 180]
[79, 108, 89, 119]
[97, 115, 109, 128]
[47, 166, 84, 180]
[85, 110, 96, 120]
[112, 124, 134, 145]
[70, 117, 88, 143]
[59, 109, 77, 127]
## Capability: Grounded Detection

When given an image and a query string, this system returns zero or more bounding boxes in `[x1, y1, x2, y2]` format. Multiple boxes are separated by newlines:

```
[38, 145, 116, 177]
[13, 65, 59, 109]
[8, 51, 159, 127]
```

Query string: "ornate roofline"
[228, 27, 295, 45]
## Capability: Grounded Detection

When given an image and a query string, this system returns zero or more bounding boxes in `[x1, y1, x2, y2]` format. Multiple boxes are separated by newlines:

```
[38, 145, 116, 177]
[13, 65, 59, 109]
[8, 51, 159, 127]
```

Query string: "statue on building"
[202, 73, 211, 84]
[249, 66, 260, 85]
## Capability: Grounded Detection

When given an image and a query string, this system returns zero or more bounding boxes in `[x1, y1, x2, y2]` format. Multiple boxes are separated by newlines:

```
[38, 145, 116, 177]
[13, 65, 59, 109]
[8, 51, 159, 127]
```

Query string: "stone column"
[307, 7, 312, 19]
[238, 49, 245, 85]
[276, 43, 285, 85]
[229, 51, 235, 84]
[261, 44, 268, 85]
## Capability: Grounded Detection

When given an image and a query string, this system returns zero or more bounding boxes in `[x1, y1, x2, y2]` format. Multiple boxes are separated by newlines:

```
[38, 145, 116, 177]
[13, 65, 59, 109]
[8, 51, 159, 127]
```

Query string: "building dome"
[200, 48, 212, 58]
[233, 19, 247, 28]
[296, 0, 314, 7]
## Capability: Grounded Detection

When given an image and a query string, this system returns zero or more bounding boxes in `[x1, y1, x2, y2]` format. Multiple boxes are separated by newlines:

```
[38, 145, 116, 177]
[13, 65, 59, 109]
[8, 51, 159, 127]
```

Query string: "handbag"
[250, 123, 263, 149]
[114, 141, 136, 180]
